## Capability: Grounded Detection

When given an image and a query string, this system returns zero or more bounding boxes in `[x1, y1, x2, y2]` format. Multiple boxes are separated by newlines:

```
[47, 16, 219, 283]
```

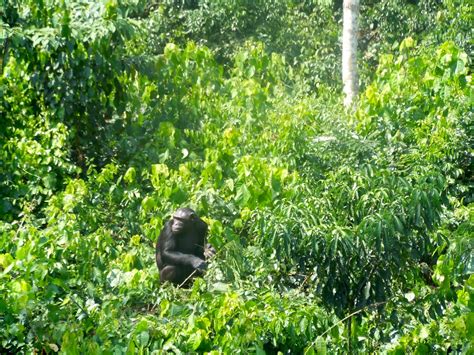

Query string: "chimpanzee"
[155, 207, 215, 286]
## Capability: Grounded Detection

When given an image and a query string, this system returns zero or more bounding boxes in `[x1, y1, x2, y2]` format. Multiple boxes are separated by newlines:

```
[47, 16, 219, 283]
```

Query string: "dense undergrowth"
[1, 0, 473, 353]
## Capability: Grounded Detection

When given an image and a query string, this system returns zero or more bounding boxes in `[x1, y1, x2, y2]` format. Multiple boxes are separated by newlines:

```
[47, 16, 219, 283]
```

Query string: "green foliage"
[373, 204, 474, 353]
[1, 0, 473, 353]
[0, 194, 336, 352]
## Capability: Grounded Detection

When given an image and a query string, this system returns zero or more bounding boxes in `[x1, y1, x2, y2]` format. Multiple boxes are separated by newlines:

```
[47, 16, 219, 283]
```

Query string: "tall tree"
[342, 0, 359, 108]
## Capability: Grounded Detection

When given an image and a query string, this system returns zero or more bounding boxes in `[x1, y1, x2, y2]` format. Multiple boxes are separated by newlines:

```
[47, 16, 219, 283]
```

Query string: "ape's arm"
[159, 223, 206, 270]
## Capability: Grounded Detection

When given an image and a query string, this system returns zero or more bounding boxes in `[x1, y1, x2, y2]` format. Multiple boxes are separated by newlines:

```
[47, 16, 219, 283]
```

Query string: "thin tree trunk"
[342, 0, 359, 108]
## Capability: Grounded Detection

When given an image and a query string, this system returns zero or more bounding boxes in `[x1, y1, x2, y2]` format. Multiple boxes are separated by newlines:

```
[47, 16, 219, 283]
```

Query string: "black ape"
[156, 207, 212, 285]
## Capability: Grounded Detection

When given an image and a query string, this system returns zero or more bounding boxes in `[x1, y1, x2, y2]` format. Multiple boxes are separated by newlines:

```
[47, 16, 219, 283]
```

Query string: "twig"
[69, 294, 90, 319]
[176, 240, 227, 288]
[297, 272, 312, 291]
[178, 269, 198, 288]
[173, 241, 231, 288]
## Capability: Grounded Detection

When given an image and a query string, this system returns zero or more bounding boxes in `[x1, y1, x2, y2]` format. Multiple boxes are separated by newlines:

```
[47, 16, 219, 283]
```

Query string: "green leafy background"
[0, 0, 472, 353]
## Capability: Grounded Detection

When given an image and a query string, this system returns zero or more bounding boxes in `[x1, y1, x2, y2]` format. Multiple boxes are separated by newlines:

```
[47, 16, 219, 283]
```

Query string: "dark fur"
[156, 208, 208, 285]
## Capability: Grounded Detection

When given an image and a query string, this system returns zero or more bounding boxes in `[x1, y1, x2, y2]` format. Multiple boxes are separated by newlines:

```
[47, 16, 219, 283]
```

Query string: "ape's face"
[171, 207, 198, 234]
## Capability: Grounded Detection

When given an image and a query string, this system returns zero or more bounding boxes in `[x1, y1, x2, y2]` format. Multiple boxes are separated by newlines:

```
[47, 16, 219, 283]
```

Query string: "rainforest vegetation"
[0, 0, 473, 353]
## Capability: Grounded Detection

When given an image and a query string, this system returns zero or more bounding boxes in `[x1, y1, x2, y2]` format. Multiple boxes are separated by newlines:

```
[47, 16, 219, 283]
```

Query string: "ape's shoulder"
[198, 219, 208, 234]
[159, 219, 173, 235]
[157, 219, 174, 249]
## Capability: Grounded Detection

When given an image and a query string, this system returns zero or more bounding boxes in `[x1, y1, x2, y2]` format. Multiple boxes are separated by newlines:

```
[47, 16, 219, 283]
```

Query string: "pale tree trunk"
[342, 0, 359, 108]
